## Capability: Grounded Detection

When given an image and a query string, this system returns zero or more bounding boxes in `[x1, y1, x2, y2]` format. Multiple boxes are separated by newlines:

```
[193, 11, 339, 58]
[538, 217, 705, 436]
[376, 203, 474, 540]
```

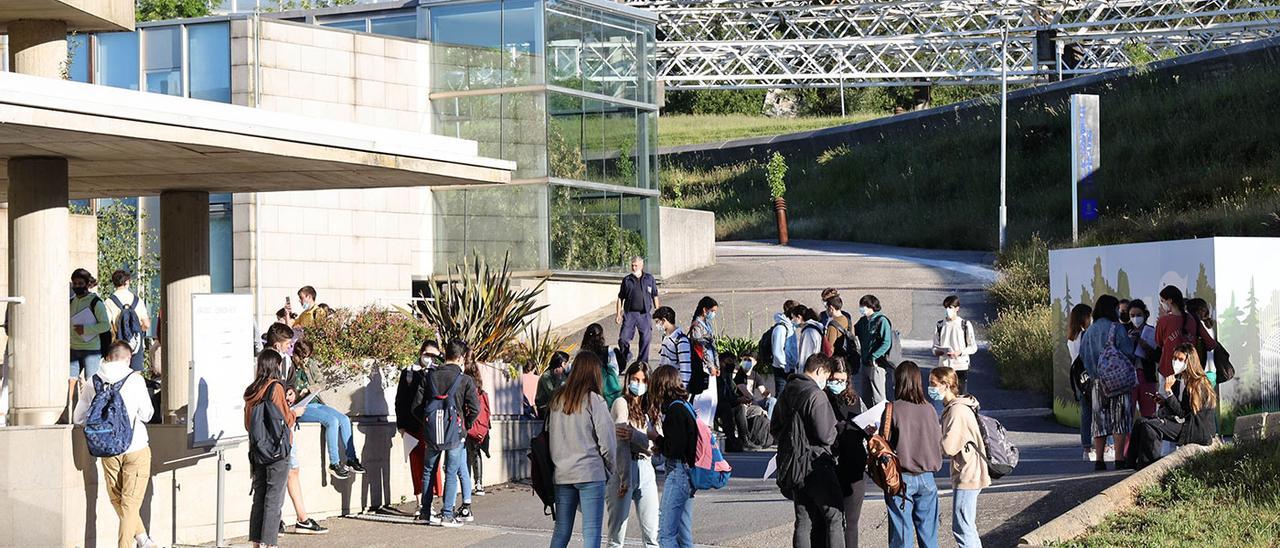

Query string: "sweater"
[73, 359, 154, 454]
[243, 379, 297, 443]
[886, 400, 942, 474]
[610, 398, 654, 468]
[660, 398, 699, 466]
[1155, 313, 1217, 377]
[940, 396, 991, 490]
[70, 293, 111, 352]
[933, 317, 979, 371]
[659, 328, 694, 384]
[550, 392, 616, 484]
[854, 313, 893, 366]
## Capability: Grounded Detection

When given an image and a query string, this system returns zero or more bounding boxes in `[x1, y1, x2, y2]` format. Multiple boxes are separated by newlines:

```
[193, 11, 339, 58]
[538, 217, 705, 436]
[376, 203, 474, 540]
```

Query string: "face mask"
[860, 306, 872, 317]
[740, 359, 754, 370]
[1172, 359, 1187, 376]
[826, 381, 846, 395]
[1131, 315, 1146, 327]
[945, 307, 958, 319]
[1119, 310, 1130, 323]
[73, 286, 88, 296]
[706, 311, 717, 322]
[628, 382, 647, 397]
[300, 302, 310, 312]
[927, 386, 944, 402]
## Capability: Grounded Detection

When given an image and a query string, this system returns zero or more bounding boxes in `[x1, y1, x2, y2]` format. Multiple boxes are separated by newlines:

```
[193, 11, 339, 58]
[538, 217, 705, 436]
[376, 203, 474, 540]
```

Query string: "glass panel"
[432, 94, 502, 164]
[502, 92, 548, 179]
[643, 24, 657, 105]
[646, 110, 658, 191]
[322, 19, 368, 32]
[603, 104, 637, 186]
[143, 26, 183, 96]
[583, 98, 606, 183]
[600, 11, 638, 100]
[188, 23, 231, 103]
[66, 34, 90, 83]
[96, 32, 140, 90]
[433, 185, 548, 272]
[545, 0, 584, 90]
[209, 193, 233, 293]
[550, 186, 647, 272]
[548, 93, 585, 179]
[370, 14, 418, 39]
[503, 0, 544, 86]
[430, 1, 501, 92]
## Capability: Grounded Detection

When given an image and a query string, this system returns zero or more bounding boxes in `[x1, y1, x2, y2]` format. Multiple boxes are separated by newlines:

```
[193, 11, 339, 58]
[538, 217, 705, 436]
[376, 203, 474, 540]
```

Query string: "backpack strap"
[109, 294, 125, 309]
[881, 401, 894, 439]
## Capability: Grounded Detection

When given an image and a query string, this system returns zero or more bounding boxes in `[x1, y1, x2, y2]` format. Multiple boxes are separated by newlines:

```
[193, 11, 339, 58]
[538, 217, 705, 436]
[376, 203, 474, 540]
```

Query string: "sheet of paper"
[291, 391, 319, 413]
[853, 400, 888, 432]
[402, 431, 419, 462]
[71, 307, 98, 341]
[763, 454, 777, 479]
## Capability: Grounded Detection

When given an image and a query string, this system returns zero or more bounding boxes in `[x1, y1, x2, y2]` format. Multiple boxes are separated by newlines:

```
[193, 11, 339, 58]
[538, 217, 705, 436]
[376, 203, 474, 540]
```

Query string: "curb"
[1017, 442, 1217, 546]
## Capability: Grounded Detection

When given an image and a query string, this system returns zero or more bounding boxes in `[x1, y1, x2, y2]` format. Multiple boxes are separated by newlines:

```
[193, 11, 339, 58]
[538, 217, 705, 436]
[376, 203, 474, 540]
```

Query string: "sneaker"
[1103, 445, 1116, 462]
[279, 520, 287, 534]
[135, 535, 159, 548]
[347, 459, 366, 474]
[418, 512, 442, 526]
[1083, 448, 1095, 462]
[456, 503, 474, 522]
[329, 463, 352, 480]
[294, 518, 328, 535]
[439, 516, 464, 528]
[473, 485, 486, 496]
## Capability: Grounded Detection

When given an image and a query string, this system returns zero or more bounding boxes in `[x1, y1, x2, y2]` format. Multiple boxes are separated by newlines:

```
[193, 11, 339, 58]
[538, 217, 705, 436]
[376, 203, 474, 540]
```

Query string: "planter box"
[319, 367, 399, 419]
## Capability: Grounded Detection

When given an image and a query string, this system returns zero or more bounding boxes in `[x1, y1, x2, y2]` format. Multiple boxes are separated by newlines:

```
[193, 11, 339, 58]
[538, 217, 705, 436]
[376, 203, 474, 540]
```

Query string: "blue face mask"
[826, 381, 847, 395]
[706, 311, 717, 322]
[628, 382, 647, 397]
[740, 359, 754, 370]
[927, 386, 944, 402]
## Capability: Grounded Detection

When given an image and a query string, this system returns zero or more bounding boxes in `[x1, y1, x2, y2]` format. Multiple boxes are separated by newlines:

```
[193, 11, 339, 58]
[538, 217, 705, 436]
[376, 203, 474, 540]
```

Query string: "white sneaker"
[134, 535, 159, 548]
[1104, 445, 1116, 462]
[1083, 448, 1096, 462]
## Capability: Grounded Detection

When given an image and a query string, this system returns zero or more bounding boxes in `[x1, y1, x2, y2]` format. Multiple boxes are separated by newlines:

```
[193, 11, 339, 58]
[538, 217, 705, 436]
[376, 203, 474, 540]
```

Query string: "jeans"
[618, 311, 653, 364]
[466, 438, 484, 489]
[952, 489, 981, 548]
[659, 461, 695, 548]
[102, 447, 151, 548]
[606, 457, 660, 548]
[774, 370, 789, 403]
[843, 478, 867, 548]
[551, 481, 607, 548]
[69, 349, 102, 379]
[860, 362, 889, 408]
[297, 403, 356, 465]
[1078, 385, 1093, 448]
[420, 445, 468, 518]
[886, 472, 940, 548]
[250, 458, 290, 546]
[794, 464, 845, 548]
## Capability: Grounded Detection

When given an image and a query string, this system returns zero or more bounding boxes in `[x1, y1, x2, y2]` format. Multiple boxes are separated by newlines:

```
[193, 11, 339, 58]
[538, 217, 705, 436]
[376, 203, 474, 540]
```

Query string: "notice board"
[187, 293, 255, 449]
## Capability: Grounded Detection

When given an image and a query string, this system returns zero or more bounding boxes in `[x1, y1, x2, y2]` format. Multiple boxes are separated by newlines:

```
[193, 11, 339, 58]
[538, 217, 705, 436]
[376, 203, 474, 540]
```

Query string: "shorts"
[289, 449, 299, 470]
[70, 349, 102, 380]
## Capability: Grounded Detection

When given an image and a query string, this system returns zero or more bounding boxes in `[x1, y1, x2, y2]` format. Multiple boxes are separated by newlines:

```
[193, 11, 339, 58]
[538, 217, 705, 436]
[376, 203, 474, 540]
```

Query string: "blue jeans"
[606, 457, 660, 548]
[886, 472, 939, 548]
[69, 349, 101, 379]
[1079, 388, 1093, 448]
[297, 403, 356, 464]
[659, 461, 695, 548]
[420, 444, 468, 518]
[551, 481, 606, 548]
[952, 489, 981, 548]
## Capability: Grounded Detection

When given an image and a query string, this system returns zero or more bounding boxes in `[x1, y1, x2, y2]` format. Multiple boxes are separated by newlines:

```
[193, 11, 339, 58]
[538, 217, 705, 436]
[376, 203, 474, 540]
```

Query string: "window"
[209, 193, 234, 293]
[430, 1, 502, 92]
[433, 185, 548, 272]
[550, 185, 654, 272]
[503, 0, 544, 86]
[370, 14, 418, 39]
[143, 26, 183, 96]
[66, 34, 90, 83]
[547, 91, 643, 187]
[321, 19, 368, 32]
[96, 32, 140, 90]
[188, 23, 231, 103]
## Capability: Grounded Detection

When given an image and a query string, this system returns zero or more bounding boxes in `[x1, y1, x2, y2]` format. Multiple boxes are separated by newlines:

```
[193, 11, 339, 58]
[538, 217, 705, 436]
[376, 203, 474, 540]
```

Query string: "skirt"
[1091, 381, 1134, 438]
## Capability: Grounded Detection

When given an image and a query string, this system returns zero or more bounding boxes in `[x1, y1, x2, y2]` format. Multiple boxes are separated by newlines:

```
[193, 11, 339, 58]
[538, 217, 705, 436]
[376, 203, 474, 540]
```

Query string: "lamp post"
[998, 24, 1009, 252]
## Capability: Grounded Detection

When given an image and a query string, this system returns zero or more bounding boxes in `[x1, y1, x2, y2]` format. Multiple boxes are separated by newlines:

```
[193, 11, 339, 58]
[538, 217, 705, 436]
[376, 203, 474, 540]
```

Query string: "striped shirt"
[660, 327, 694, 385]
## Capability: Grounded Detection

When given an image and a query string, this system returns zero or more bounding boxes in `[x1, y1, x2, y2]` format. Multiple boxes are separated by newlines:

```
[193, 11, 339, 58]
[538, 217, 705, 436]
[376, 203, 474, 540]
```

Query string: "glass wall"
[188, 23, 232, 102]
[143, 27, 183, 96]
[67, 35, 91, 83]
[550, 185, 656, 273]
[96, 32, 140, 90]
[430, 0, 544, 92]
[318, 10, 419, 39]
[433, 185, 549, 272]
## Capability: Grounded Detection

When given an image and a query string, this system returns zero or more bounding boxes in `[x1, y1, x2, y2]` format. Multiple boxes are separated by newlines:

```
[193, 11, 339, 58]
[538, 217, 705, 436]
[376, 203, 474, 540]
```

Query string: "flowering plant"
[306, 306, 434, 387]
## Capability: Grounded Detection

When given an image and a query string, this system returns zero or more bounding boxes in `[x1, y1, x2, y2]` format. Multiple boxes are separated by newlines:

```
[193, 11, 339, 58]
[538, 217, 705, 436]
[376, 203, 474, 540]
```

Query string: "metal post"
[839, 79, 846, 117]
[998, 25, 1009, 252]
[216, 449, 227, 547]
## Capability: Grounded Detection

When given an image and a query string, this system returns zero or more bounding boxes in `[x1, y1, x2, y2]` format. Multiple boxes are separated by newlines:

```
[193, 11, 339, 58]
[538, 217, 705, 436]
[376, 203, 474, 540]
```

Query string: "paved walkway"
[229, 240, 1123, 547]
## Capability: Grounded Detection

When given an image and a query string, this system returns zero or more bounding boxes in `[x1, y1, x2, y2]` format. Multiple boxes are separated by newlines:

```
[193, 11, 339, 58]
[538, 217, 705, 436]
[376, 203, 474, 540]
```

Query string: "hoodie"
[243, 377, 296, 442]
[854, 312, 893, 366]
[940, 395, 991, 490]
[796, 319, 824, 366]
[73, 359, 154, 455]
[770, 313, 799, 372]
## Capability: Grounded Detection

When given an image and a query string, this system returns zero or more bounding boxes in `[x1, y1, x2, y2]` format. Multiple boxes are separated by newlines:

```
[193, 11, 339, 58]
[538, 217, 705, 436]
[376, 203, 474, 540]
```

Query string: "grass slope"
[658, 114, 878, 148]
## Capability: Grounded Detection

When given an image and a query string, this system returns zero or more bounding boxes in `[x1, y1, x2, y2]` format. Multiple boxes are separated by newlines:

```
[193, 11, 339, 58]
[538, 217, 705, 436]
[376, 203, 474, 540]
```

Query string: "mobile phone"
[1145, 391, 1159, 399]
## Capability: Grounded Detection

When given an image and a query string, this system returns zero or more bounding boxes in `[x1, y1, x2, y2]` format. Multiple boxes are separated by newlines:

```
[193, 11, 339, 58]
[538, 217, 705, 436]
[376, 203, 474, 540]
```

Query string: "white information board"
[188, 293, 255, 449]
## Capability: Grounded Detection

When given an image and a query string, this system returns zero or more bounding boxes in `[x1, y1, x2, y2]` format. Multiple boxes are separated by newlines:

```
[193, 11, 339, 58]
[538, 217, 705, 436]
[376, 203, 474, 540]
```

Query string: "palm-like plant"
[509, 323, 578, 376]
[415, 252, 549, 364]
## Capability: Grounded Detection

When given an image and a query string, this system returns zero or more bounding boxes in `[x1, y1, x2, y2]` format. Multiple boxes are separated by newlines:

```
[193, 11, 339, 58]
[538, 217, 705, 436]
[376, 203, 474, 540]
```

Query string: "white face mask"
[1172, 359, 1187, 376]
[860, 306, 873, 317]
[1131, 315, 1146, 327]
[945, 307, 958, 319]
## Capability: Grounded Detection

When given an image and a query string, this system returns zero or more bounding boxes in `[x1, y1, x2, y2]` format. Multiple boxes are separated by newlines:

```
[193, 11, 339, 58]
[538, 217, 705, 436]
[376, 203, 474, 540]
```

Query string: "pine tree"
[1116, 269, 1131, 300]
[1193, 263, 1216, 311]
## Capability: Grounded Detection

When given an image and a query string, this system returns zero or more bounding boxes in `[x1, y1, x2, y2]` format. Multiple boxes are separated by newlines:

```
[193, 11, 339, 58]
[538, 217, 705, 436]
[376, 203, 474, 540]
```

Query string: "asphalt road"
[229, 240, 1126, 547]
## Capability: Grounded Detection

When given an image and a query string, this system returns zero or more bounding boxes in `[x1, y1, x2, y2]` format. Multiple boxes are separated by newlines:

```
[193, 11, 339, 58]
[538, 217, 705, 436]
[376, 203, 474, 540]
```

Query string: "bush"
[988, 303, 1054, 393]
[988, 234, 1050, 311]
[664, 89, 767, 116]
[306, 306, 434, 387]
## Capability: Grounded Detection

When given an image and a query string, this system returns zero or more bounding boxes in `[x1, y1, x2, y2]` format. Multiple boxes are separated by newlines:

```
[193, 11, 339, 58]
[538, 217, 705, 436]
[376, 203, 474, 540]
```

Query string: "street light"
[998, 23, 1009, 252]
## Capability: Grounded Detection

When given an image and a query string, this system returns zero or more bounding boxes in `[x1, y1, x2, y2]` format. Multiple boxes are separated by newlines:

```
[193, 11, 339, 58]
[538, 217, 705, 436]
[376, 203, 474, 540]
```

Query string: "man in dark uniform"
[616, 255, 659, 363]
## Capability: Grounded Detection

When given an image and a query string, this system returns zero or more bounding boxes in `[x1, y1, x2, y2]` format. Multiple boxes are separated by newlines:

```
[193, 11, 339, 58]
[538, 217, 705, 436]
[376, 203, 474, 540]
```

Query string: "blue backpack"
[672, 400, 732, 490]
[109, 294, 144, 352]
[84, 371, 137, 457]
[422, 373, 466, 450]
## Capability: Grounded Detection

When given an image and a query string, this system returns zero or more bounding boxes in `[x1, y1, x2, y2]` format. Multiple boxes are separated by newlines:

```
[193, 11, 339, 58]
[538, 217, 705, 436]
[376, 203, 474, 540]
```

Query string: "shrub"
[306, 306, 434, 387]
[505, 324, 577, 377]
[714, 336, 758, 360]
[767, 152, 788, 198]
[988, 303, 1054, 393]
[415, 253, 548, 364]
[988, 234, 1050, 311]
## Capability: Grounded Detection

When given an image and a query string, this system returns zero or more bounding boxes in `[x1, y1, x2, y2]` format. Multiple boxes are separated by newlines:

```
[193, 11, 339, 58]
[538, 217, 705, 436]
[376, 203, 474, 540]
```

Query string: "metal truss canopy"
[618, 0, 1280, 89]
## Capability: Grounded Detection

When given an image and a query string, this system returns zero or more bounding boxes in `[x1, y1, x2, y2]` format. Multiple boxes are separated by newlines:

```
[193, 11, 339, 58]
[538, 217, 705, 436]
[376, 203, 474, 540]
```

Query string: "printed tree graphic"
[1193, 263, 1216, 311]
[1116, 269, 1132, 300]
[1090, 258, 1116, 302]
[1062, 274, 1075, 312]
[1243, 278, 1262, 393]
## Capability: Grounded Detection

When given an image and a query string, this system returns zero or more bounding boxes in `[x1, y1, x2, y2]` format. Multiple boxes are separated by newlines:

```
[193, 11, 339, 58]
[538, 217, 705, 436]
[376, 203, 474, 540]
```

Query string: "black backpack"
[527, 424, 556, 518]
[774, 404, 815, 500]
[757, 322, 786, 369]
[248, 382, 291, 466]
[829, 321, 860, 361]
[422, 373, 466, 450]
[684, 332, 710, 395]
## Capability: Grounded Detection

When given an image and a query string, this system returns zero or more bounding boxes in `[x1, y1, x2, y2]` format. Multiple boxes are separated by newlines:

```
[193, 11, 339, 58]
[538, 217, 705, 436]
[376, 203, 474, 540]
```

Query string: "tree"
[96, 201, 160, 324]
[1062, 273, 1074, 312]
[136, 0, 212, 22]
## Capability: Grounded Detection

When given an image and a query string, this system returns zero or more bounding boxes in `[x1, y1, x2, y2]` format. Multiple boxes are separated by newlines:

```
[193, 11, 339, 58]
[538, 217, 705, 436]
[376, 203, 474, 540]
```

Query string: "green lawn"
[657, 114, 878, 148]
[1063, 438, 1280, 547]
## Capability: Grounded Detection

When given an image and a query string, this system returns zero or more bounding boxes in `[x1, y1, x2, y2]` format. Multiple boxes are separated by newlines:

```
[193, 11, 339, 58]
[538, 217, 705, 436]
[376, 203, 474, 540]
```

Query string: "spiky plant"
[415, 253, 549, 364]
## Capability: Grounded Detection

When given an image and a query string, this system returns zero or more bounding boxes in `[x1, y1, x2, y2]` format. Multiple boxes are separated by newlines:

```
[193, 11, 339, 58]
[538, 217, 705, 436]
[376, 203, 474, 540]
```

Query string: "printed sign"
[1071, 94, 1100, 242]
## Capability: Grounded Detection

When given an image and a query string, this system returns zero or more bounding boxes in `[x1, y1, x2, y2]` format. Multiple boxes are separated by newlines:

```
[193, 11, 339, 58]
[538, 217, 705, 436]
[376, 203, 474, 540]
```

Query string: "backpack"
[774, 402, 816, 500]
[757, 322, 786, 369]
[248, 381, 292, 466]
[109, 294, 144, 353]
[1214, 346, 1236, 383]
[1097, 326, 1137, 397]
[683, 333, 710, 396]
[601, 348, 624, 407]
[527, 425, 557, 518]
[866, 402, 905, 499]
[422, 373, 467, 450]
[936, 319, 974, 351]
[673, 400, 732, 490]
[829, 321, 860, 361]
[467, 390, 492, 443]
[969, 405, 1019, 479]
[74, 295, 114, 356]
[83, 371, 137, 457]
[884, 317, 903, 367]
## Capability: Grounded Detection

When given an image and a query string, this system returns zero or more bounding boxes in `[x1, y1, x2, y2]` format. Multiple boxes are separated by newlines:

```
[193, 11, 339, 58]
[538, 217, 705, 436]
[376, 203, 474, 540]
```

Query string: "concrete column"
[7, 157, 70, 425]
[160, 191, 210, 424]
[8, 19, 69, 79]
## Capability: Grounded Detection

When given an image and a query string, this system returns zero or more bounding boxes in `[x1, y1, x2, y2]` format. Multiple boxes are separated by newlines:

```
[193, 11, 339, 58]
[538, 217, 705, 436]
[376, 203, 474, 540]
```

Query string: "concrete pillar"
[7, 157, 70, 425]
[160, 191, 210, 424]
[7, 19, 69, 79]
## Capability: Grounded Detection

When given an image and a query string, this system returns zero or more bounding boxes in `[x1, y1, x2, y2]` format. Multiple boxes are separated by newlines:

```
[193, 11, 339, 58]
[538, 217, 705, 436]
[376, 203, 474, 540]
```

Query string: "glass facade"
[426, 0, 660, 275]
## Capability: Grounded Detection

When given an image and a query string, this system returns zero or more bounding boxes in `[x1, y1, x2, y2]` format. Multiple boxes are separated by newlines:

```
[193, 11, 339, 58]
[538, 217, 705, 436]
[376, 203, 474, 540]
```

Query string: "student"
[731, 353, 774, 448]
[395, 340, 441, 500]
[582, 323, 624, 408]
[770, 300, 801, 403]
[883, 361, 942, 548]
[1127, 343, 1218, 470]
[244, 350, 295, 548]
[931, 296, 979, 395]
[854, 295, 894, 407]
[278, 358, 329, 536]
[818, 288, 854, 326]
[826, 360, 867, 548]
[417, 340, 481, 528]
[1079, 295, 1136, 471]
[464, 361, 492, 501]
[795, 306, 825, 367]
[1184, 298, 1217, 377]
[735, 351, 774, 415]
[771, 354, 843, 548]
[616, 256, 660, 364]
[73, 342, 158, 548]
[1155, 286, 1217, 391]
[1066, 303, 1094, 460]
[1127, 300, 1160, 418]
[823, 296, 855, 361]
[654, 306, 694, 392]
[716, 354, 747, 451]
[293, 285, 322, 328]
[549, 352, 618, 548]
[1117, 298, 1131, 325]
[652, 365, 699, 548]
[103, 270, 152, 372]
[537, 351, 571, 419]
[687, 297, 721, 427]
[606, 362, 660, 548]
[70, 268, 111, 416]
[929, 366, 989, 548]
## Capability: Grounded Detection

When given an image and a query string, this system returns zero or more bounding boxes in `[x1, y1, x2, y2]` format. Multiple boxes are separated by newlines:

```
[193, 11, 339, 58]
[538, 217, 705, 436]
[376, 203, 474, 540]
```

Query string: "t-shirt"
[617, 272, 658, 313]
[659, 328, 693, 384]
[105, 288, 150, 349]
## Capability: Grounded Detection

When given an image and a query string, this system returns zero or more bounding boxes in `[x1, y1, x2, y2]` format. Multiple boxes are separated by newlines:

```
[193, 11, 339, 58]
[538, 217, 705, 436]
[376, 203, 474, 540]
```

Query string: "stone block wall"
[659, 206, 716, 279]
